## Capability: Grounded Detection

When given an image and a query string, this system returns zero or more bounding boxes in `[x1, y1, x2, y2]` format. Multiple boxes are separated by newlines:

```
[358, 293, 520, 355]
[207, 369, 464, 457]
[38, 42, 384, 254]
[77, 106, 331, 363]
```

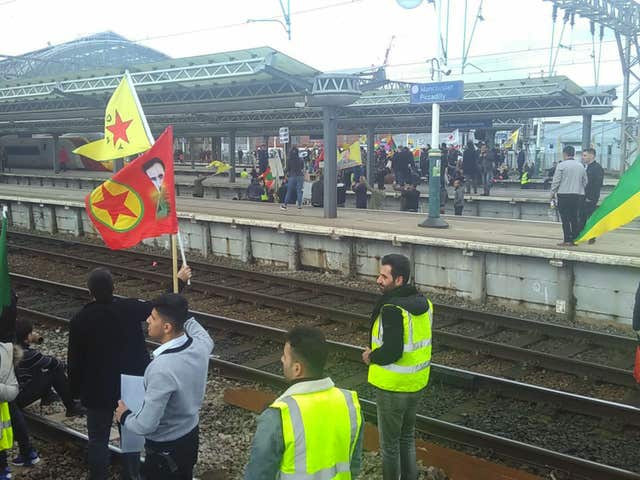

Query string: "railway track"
[8, 231, 639, 400]
[11, 272, 640, 479]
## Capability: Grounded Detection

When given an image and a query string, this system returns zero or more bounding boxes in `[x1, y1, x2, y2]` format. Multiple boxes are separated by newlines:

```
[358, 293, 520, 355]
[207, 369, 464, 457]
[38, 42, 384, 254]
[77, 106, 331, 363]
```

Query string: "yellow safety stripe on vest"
[372, 310, 432, 352]
[278, 389, 359, 479]
[279, 462, 351, 480]
[378, 360, 431, 374]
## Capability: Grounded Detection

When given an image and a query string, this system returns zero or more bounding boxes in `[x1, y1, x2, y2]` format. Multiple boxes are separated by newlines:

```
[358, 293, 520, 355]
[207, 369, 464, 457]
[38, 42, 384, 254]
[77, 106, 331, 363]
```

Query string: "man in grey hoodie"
[115, 293, 214, 479]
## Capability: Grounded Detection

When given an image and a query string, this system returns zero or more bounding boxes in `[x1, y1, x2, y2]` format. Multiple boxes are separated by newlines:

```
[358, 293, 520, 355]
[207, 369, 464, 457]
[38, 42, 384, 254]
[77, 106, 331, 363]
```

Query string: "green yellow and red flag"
[575, 156, 640, 243]
[74, 72, 152, 162]
[85, 126, 177, 250]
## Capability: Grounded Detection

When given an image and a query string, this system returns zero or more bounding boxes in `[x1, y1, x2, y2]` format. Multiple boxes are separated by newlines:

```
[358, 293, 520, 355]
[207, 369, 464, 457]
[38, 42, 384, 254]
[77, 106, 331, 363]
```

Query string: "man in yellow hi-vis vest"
[362, 254, 432, 480]
[244, 326, 363, 479]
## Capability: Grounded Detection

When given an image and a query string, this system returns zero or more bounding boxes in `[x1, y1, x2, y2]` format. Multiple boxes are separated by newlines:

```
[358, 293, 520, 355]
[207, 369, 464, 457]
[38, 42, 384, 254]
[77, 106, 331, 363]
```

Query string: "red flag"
[85, 126, 178, 250]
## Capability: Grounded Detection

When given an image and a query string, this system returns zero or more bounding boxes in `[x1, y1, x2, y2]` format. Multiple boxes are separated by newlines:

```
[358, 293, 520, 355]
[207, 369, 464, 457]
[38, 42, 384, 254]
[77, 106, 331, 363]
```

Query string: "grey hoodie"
[0, 342, 19, 402]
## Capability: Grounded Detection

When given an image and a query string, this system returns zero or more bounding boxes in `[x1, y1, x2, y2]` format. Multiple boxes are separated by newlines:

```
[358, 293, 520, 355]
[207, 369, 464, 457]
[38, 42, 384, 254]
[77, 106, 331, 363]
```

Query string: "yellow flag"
[337, 141, 362, 171]
[503, 128, 520, 149]
[207, 160, 231, 174]
[74, 73, 152, 161]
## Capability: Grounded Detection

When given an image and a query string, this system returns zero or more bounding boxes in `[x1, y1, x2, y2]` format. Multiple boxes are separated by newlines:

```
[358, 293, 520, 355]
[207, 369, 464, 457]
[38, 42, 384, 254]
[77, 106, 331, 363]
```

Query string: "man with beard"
[361, 254, 432, 480]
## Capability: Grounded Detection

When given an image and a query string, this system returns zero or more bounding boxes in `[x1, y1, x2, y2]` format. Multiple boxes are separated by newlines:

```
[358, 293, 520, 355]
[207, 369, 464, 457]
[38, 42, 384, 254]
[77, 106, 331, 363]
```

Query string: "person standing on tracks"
[68, 265, 192, 480]
[579, 147, 605, 244]
[244, 326, 363, 480]
[115, 293, 213, 480]
[362, 254, 432, 480]
[550, 145, 588, 246]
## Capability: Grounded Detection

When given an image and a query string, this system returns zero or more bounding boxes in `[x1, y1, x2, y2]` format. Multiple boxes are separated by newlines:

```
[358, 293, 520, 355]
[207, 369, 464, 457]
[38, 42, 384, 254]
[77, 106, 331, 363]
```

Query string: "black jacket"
[68, 297, 153, 409]
[585, 161, 604, 203]
[369, 285, 430, 367]
[462, 148, 478, 173]
[0, 290, 17, 342]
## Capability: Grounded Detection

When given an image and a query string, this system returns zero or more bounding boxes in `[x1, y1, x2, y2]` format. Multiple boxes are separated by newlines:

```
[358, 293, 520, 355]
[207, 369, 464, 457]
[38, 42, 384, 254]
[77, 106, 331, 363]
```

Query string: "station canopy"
[0, 33, 616, 137]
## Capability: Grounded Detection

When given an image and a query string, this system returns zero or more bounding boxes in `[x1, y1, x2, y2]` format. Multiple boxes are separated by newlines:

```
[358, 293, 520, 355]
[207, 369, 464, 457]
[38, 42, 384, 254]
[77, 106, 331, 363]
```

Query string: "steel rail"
[9, 240, 637, 387]
[14, 273, 639, 480]
[12, 273, 640, 426]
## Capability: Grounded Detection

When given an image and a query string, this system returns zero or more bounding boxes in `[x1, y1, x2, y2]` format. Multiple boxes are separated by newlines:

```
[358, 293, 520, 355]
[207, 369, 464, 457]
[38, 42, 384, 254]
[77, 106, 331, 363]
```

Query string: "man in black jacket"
[361, 254, 432, 480]
[68, 265, 191, 480]
[462, 142, 479, 194]
[579, 147, 605, 244]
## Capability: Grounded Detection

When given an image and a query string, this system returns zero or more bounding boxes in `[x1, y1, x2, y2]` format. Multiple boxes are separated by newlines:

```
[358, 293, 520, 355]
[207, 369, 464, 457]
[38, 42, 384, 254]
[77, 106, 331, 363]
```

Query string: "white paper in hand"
[120, 374, 145, 453]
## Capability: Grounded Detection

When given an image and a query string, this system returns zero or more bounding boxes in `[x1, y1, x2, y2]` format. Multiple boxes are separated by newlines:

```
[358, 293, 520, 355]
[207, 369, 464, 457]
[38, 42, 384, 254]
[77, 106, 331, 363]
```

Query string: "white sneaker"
[297, 204, 302, 209]
[280, 204, 287, 210]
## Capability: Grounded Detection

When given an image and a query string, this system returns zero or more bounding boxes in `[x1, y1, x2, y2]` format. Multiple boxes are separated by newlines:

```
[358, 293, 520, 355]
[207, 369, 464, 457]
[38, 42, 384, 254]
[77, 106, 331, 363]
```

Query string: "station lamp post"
[396, 0, 449, 228]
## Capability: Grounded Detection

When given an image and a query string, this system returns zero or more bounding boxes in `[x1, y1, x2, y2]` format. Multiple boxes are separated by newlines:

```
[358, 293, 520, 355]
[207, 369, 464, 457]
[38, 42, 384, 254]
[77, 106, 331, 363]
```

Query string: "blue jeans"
[482, 170, 493, 195]
[87, 408, 140, 480]
[376, 388, 423, 480]
[284, 175, 304, 207]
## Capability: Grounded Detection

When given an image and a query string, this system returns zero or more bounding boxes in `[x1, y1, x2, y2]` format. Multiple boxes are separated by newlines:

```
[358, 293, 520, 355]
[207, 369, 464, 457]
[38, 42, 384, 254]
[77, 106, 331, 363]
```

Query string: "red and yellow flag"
[74, 72, 153, 162]
[85, 127, 177, 250]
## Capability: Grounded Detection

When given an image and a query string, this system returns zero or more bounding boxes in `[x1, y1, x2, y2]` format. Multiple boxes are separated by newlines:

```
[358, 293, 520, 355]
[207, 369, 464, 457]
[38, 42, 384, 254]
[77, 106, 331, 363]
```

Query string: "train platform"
[1, 184, 637, 324]
[1, 168, 630, 226]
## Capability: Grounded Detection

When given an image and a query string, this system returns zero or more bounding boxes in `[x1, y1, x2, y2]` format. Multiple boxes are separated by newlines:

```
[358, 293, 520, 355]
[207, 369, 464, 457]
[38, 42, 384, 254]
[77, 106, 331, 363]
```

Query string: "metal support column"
[581, 114, 592, 151]
[52, 134, 59, 173]
[229, 131, 237, 183]
[212, 137, 222, 164]
[323, 106, 338, 219]
[366, 126, 375, 182]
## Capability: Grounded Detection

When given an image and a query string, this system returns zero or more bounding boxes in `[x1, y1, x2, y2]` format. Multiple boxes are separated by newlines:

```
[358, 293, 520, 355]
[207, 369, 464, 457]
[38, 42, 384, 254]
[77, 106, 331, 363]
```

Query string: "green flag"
[575, 156, 640, 243]
[0, 212, 9, 316]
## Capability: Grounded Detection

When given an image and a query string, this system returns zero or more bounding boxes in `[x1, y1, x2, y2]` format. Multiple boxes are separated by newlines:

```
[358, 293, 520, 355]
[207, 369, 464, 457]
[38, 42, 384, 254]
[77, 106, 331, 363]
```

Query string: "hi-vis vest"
[520, 171, 530, 185]
[0, 402, 12, 450]
[368, 301, 433, 392]
[272, 387, 362, 479]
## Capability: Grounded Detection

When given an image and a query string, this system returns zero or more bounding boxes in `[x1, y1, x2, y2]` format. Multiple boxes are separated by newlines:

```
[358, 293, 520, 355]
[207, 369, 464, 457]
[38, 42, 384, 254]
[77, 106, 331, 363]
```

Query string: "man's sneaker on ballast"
[65, 400, 87, 418]
[12, 449, 40, 467]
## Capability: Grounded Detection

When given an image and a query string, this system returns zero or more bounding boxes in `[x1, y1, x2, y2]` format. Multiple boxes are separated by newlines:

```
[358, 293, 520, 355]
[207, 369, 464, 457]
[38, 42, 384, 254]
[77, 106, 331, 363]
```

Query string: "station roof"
[0, 34, 616, 137]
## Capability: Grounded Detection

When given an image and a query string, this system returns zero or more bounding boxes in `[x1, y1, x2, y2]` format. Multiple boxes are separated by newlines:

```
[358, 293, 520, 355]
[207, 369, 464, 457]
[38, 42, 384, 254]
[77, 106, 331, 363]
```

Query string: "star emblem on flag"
[88, 180, 143, 232]
[107, 110, 133, 146]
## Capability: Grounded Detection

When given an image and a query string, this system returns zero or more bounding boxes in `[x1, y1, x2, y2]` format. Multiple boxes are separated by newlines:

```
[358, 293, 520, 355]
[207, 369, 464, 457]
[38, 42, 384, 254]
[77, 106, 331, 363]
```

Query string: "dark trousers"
[464, 171, 479, 194]
[143, 426, 199, 480]
[454, 205, 463, 216]
[557, 194, 584, 243]
[376, 388, 422, 480]
[16, 363, 74, 410]
[482, 170, 493, 195]
[87, 408, 140, 480]
[579, 199, 598, 233]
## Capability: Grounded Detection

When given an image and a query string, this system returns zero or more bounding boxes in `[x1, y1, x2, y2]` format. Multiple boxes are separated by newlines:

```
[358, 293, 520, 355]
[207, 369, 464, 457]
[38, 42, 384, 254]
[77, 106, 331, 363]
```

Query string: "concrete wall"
[2, 197, 637, 326]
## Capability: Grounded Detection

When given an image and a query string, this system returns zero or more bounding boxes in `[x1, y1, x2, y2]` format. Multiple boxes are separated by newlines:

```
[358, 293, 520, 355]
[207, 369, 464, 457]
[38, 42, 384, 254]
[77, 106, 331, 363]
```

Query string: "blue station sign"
[410, 81, 464, 104]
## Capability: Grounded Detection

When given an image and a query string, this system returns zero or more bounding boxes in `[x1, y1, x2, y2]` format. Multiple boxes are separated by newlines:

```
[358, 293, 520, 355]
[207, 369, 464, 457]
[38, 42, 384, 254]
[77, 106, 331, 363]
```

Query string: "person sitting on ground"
[395, 183, 419, 212]
[15, 318, 84, 417]
[246, 178, 266, 202]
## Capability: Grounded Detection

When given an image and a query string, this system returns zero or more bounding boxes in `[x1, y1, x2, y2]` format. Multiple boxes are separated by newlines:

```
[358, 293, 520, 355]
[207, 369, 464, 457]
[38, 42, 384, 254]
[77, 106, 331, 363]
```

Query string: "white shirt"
[152, 334, 188, 359]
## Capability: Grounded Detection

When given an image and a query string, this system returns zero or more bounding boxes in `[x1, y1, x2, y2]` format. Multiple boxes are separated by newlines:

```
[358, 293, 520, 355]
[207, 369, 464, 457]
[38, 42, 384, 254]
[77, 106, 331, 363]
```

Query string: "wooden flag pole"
[171, 234, 179, 293]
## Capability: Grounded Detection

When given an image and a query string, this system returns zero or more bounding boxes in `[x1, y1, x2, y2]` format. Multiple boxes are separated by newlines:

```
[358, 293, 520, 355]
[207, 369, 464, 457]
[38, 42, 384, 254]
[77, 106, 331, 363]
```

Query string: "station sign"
[279, 127, 290, 144]
[442, 119, 492, 129]
[410, 80, 464, 104]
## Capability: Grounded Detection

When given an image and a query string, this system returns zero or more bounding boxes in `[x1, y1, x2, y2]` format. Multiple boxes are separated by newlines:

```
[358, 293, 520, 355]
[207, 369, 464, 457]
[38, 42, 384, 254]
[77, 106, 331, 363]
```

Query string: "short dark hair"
[563, 145, 575, 157]
[142, 157, 165, 172]
[87, 268, 113, 303]
[584, 147, 597, 156]
[285, 326, 328, 377]
[15, 317, 33, 345]
[381, 254, 411, 285]
[151, 293, 189, 332]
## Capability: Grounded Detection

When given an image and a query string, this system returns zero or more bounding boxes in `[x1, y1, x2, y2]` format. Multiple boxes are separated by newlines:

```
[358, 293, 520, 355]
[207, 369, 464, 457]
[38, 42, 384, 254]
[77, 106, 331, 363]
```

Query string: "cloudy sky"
[1, 0, 622, 112]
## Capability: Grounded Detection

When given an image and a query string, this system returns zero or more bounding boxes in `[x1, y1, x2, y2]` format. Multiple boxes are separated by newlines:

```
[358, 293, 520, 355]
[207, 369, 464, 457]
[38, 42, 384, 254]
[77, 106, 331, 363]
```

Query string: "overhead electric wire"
[133, 0, 366, 43]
